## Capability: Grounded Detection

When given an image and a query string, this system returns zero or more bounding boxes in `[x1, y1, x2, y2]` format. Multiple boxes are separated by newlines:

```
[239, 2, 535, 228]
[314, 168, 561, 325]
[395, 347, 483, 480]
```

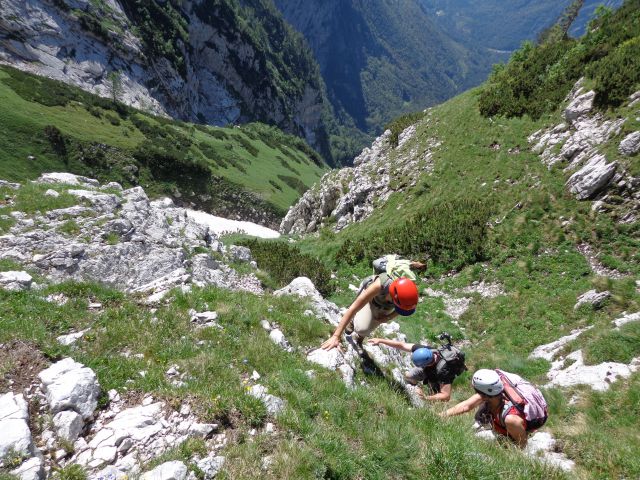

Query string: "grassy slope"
[294, 83, 640, 478]
[0, 67, 327, 212]
[0, 281, 565, 480]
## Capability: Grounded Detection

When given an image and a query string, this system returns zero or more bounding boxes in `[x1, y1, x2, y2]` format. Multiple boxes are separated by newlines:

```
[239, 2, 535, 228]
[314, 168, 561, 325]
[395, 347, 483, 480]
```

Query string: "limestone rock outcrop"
[281, 122, 438, 234]
[0, 173, 263, 300]
[529, 81, 639, 223]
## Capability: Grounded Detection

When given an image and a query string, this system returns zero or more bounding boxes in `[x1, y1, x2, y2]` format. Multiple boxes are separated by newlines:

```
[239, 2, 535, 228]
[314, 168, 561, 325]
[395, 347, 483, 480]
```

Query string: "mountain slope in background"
[273, 0, 500, 135]
[0, 0, 335, 161]
[419, 0, 623, 53]
[0, 65, 328, 226]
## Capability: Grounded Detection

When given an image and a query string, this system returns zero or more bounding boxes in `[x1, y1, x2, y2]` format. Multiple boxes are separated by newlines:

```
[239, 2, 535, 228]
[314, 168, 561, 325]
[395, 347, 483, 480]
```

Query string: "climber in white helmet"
[441, 369, 548, 448]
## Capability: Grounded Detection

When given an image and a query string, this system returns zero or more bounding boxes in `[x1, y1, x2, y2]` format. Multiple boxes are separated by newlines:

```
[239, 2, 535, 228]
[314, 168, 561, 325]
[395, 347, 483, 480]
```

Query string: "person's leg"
[352, 303, 383, 344]
[404, 367, 427, 385]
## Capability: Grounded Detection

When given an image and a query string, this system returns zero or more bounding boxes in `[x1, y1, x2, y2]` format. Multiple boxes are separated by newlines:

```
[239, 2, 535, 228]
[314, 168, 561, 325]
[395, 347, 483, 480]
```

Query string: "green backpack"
[372, 254, 417, 282]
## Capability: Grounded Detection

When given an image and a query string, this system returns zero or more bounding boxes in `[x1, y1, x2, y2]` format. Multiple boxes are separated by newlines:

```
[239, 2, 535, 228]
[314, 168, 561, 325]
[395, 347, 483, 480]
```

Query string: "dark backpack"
[435, 336, 467, 377]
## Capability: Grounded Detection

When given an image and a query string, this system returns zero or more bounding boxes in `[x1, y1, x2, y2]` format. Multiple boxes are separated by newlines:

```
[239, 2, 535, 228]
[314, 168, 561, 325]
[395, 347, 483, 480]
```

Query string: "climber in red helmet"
[321, 274, 420, 352]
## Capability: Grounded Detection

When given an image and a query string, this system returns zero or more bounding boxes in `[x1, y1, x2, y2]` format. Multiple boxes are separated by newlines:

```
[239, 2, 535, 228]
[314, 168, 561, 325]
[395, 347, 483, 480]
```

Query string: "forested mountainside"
[0, 66, 328, 227]
[0, 0, 335, 162]
[419, 0, 623, 53]
[273, 0, 500, 136]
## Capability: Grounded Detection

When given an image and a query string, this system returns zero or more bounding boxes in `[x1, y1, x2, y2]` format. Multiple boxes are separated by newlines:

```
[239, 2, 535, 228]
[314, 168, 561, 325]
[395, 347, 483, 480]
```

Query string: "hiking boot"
[346, 332, 365, 356]
[344, 320, 354, 335]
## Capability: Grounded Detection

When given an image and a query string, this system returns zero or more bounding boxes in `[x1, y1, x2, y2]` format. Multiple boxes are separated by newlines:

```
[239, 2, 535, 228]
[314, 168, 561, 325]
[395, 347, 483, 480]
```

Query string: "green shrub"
[384, 111, 427, 147]
[237, 239, 335, 296]
[233, 134, 259, 157]
[43, 125, 67, 157]
[53, 464, 86, 480]
[277, 175, 307, 194]
[279, 157, 300, 175]
[269, 180, 282, 191]
[335, 198, 491, 271]
[478, 0, 640, 118]
[590, 37, 640, 108]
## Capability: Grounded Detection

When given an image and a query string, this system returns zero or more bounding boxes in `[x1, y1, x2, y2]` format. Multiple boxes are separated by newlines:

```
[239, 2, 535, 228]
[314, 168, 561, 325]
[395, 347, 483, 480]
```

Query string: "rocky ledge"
[280, 120, 439, 234]
[529, 80, 639, 223]
[0, 173, 262, 301]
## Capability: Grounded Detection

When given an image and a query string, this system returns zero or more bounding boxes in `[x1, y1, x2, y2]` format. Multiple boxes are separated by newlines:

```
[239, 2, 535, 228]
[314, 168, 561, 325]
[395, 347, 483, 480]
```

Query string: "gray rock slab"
[0, 270, 33, 291]
[9, 455, 44, 480]
[574, 289, 610, 310]
[619, 131, 640, 156]
[196, 456, 225, 480]
[140, 461, 188, 480]
[53, 410, 84, 443]
[38, 358, 101, 420]
[0, 393, 33, 459]
[247, 385, 285, 415]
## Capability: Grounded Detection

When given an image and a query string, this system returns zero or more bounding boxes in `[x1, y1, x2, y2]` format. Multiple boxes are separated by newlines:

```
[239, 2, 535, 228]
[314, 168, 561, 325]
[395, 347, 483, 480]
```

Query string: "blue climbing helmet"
[411, 347, 434, 367]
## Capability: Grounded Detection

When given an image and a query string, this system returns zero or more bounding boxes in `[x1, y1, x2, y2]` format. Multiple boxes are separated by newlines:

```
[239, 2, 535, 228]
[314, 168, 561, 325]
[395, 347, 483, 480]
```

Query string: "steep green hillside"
[283, 8, 639, 474]
[0, 66, 327, 223]
[479, 0, 640, 119]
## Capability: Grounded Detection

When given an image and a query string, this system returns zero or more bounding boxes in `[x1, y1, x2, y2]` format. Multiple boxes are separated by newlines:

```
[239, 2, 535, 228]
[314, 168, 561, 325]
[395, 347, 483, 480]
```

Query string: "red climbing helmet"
[389, 277, 419, 316]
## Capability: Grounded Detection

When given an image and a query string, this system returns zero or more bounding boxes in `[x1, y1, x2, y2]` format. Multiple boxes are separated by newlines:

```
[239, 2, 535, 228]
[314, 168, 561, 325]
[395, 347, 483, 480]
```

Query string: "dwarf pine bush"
[335, 198, 491, 271]
[238, 239, 335, 296]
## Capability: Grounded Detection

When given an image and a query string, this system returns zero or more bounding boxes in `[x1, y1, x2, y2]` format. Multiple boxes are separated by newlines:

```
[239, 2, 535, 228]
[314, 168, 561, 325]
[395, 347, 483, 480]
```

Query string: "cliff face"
[273, 0, 498, 134]
[0, 0, 332, 158]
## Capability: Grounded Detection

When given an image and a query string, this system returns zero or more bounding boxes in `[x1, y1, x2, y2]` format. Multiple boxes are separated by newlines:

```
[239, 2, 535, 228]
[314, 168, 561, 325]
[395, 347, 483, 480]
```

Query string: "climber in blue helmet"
[367, 334, 467, 402]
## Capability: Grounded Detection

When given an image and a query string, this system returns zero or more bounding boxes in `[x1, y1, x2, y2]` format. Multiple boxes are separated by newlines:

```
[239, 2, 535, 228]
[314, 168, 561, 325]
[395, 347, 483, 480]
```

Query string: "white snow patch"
[186, 210, 280, 239]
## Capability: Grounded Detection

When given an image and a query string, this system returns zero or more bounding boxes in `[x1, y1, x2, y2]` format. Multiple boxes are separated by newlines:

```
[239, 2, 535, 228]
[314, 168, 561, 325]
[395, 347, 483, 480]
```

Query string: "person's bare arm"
[410, 261, 427, 271]
[424, 383, 452, 402]
[367, 338, 415, 352]
[441, 393, 484, 417]
[504, 415, 528, 448]
[320, 281, 381, 350]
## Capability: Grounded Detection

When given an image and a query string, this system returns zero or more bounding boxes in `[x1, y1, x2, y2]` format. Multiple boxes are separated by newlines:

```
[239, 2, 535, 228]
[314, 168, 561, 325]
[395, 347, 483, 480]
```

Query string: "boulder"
[307, 348, 344, 370]
[140, 461, 188, 480]
[0, 393, 33, 459]
[37, 172, 100, 188]
[274, 277, 341, 325]
[247, 385, 285, 415]
[269, 329, 293, 352]
[38, 358, 101, 420]
[0, 271, 33, 291]
[619, 131, 640, 156]
[53, 410, 84, 443]
[574, 290, 610, 310]
[229, 245, 252, 263]
[196, 456, 225, 480]
[9, 456, 45, 480]
[564, 90, 595, 125]
[566, 154, 617, 200]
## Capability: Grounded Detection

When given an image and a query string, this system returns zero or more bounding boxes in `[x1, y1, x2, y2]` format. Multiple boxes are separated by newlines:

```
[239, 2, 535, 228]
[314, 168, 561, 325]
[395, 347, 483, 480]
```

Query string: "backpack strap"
[496, 370, 526, 412]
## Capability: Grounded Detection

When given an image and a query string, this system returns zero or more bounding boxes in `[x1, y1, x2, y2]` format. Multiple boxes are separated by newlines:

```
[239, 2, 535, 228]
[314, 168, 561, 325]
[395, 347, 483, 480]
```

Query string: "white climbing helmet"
[472, 369, 504, 396]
